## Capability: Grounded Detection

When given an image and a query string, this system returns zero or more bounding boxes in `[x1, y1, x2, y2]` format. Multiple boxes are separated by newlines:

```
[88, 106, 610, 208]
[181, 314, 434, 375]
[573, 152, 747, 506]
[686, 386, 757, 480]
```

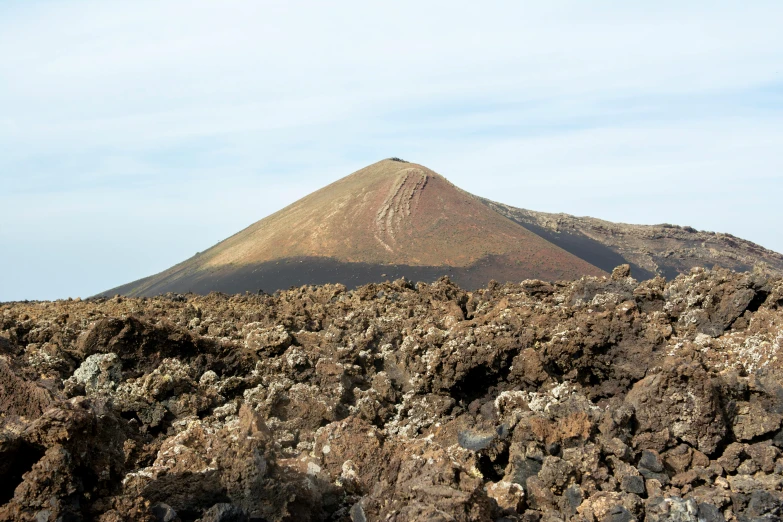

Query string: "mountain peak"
[104, 158, 783, 298]
[106, 160, 605, 296]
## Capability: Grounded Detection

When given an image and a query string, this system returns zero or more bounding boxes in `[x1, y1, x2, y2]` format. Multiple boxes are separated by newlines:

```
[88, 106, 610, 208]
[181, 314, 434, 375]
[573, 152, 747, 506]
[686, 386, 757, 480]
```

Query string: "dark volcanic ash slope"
[4, 266, 783, 521]
[485, 200, 783, 281]
[103, 159, 605, 297]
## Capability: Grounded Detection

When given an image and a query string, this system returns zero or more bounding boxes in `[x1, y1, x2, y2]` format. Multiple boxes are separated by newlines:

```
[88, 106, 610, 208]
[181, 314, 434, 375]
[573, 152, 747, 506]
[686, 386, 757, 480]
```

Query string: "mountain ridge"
[485, 200, 783, 280]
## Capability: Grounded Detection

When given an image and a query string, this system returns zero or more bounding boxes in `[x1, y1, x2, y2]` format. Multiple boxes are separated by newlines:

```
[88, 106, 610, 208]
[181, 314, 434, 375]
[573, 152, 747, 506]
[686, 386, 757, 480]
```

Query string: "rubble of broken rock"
[2, 265, 783, 521]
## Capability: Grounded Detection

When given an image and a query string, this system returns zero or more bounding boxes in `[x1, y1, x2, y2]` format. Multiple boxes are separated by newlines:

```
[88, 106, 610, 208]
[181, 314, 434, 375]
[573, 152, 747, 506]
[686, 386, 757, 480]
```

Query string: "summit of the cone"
[104, 159, 607, 296]
[196, 158, 553, 268]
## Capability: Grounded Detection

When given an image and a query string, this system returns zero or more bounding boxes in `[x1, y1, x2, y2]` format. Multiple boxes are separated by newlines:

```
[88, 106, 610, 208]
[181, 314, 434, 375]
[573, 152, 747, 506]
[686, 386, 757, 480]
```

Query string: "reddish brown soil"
[109, 159, 604, 297]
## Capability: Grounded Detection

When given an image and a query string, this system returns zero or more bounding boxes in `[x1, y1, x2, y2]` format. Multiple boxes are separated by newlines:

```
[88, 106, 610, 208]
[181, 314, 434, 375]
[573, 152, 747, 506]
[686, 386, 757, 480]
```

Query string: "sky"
[1, 1, 782, 301]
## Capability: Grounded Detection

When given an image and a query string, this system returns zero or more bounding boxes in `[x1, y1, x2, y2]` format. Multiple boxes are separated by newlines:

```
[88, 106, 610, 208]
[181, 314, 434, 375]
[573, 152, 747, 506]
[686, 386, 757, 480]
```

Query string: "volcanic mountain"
[105, 158, 783, 296]
[106, 159, 605, 296]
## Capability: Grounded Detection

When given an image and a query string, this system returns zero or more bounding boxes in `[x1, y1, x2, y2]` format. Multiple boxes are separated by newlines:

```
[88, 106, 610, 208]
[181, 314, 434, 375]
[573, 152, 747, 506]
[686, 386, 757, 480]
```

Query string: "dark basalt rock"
[1, 267, 782, 521]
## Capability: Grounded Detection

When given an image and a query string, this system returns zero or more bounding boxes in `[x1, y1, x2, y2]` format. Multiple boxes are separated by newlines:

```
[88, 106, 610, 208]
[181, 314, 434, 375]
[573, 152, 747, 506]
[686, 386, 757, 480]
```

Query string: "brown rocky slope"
[484, 202, 783, 281]
[3, 266, 783, 520]
[104, 159, 605, 297]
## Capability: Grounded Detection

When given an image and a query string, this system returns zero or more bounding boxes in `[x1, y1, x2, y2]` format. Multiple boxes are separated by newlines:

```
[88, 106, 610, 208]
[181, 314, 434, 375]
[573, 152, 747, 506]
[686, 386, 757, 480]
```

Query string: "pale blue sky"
[1, 1, 782, 301]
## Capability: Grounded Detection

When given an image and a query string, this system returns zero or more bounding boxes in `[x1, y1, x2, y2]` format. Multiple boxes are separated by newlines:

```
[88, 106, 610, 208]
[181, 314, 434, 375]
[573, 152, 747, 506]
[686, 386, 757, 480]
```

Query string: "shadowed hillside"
[485, 201, 783, 280]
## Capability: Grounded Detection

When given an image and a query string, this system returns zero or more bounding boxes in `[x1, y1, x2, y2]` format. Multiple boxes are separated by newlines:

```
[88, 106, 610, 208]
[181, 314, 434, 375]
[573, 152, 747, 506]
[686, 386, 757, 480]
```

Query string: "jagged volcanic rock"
[3, 266, 783, 520]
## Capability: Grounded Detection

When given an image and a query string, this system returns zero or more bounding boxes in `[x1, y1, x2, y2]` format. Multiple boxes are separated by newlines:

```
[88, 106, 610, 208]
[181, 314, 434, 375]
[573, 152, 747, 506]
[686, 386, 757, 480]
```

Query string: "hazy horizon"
[2, 1, 782, 301]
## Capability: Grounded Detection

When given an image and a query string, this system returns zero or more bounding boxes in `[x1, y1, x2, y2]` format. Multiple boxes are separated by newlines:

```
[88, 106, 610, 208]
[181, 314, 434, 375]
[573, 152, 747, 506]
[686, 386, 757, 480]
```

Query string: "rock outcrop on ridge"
[485, 201, 783, 281]
[3, 266, 783, 520]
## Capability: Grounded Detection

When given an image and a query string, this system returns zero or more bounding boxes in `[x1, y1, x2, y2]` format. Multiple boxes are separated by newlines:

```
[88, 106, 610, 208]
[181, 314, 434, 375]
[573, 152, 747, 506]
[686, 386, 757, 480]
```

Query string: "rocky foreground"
[2, 266, 783, 521]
